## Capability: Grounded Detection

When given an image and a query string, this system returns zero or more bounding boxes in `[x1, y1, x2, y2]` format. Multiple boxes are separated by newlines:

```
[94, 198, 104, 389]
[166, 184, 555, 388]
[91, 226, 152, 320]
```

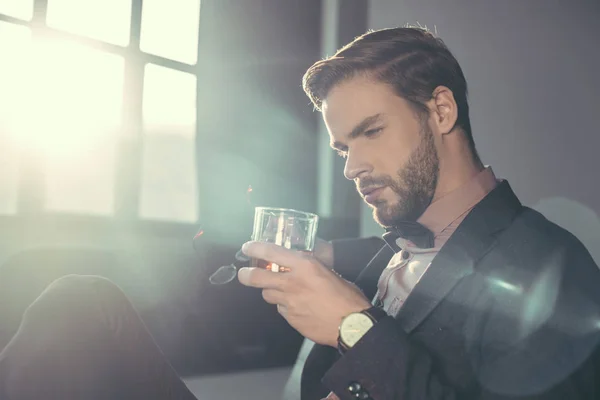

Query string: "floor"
[183, 366, 293, 400]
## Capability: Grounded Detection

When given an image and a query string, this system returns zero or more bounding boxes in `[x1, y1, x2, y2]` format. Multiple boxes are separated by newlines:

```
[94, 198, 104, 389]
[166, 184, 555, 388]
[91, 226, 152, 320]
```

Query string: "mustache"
[357, 176, 394, 192]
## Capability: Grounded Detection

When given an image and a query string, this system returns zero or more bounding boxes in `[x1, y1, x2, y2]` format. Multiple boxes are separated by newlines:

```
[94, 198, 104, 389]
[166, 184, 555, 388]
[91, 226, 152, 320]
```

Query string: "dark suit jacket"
[301, 181, 600, 400]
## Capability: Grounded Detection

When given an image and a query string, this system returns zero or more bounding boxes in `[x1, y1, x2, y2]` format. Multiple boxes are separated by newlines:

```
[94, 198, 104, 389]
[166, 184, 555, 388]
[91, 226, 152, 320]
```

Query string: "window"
[0, 1, 201, 223]
[0, 0, 34, 21]
[140, 64, 198, 222]
[140, 0, 201, 64]
[46, 0, 132, 46]
[34, 41, 124, 215]
[0, 22, 32, 215]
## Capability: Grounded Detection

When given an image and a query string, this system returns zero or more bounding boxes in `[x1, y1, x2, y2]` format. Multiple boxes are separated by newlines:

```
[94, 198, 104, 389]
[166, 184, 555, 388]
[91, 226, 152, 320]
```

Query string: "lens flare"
[488, 277, 523, 294]
[246, 185, 253, 205]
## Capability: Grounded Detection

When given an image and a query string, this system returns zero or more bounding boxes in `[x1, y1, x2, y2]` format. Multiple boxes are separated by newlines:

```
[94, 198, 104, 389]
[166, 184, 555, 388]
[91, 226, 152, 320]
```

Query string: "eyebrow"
[330, 113, 383, 151]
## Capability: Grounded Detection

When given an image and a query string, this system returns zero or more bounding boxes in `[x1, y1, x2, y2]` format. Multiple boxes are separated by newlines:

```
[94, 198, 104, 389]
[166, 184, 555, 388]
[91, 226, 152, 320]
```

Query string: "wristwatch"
[337, 306, 388, 354]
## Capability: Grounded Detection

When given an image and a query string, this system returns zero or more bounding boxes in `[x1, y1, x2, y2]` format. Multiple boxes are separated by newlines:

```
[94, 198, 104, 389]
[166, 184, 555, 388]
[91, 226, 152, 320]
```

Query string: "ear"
[427, 86, 458, 137]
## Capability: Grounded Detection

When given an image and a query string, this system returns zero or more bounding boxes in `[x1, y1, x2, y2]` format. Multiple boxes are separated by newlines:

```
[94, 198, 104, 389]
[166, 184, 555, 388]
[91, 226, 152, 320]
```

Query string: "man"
[1, 26, 599, 400]
[238, 26, 600, 399]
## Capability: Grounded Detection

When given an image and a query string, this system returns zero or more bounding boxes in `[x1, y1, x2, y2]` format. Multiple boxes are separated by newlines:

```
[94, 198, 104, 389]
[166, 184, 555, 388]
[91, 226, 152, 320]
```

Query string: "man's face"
[322, 77, 439, 227]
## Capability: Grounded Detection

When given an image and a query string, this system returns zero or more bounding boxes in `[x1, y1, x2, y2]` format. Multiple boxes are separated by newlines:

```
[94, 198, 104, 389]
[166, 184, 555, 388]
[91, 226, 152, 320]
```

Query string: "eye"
[336, 149, 348, 159]
[364, 127, 383, 137]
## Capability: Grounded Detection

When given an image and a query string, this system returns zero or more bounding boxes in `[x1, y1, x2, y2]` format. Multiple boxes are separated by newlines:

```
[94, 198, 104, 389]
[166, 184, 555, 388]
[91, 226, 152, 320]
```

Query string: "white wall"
[362, 0, 600, 263]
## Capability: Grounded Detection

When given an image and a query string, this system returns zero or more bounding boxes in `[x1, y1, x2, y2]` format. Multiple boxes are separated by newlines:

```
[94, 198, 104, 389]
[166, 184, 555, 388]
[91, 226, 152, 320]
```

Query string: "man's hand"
[235, 237, 333, 267]
[238, 241, 371, 347]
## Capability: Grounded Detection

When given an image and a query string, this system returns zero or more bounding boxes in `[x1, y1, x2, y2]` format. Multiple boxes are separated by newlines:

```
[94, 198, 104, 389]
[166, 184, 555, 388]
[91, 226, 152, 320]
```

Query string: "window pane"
[44, 141, 119, 216]
[0, 137, 19, 215]
[0, 0, 34, 20]
[140, 64, 198, 222]
[0, 22, 32, 215]
[46, 0, 132, 46]
[15, 39, 124, 215]
[140, 0, 201, 64]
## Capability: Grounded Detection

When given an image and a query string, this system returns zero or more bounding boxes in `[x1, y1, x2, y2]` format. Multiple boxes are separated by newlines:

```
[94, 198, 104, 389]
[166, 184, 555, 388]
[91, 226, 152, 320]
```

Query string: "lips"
[360, 186, 380, 196]
[360, 186, 385, 204]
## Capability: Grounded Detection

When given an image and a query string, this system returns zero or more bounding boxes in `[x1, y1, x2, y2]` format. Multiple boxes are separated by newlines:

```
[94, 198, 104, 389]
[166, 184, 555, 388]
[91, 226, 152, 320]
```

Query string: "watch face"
[340, 313, 374, 348]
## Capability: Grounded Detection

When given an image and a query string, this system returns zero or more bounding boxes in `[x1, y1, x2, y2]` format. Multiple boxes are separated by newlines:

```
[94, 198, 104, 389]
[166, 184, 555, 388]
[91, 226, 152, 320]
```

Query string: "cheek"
[373, 139, 408, 176]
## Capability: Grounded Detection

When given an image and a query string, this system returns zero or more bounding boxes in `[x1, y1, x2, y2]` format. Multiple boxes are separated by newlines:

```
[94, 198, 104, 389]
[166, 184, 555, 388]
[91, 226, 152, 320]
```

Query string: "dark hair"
[303, 26, 478, 159]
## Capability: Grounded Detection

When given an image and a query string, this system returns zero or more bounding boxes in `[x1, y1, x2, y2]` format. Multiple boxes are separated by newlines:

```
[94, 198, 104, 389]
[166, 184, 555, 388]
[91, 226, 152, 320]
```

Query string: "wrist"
[326, 303, 370, 348]
[337, 305, 387, 354]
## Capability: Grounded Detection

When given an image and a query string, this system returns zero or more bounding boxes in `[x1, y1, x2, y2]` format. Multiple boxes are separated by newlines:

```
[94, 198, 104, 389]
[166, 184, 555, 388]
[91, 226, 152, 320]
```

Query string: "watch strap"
[362, 305, 387, 323]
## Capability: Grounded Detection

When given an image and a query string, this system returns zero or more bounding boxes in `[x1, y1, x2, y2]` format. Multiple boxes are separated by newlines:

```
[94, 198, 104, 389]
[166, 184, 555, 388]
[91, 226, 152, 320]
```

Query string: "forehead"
[322, 77, 413, 135]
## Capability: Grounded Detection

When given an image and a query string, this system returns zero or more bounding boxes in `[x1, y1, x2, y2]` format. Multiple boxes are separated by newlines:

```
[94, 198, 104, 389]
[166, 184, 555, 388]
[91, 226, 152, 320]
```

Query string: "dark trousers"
[0, 275, 198, 400]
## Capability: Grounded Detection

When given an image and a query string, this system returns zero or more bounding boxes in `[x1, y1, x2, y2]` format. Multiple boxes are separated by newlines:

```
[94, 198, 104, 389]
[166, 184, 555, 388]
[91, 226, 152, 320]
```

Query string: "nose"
[343, 151, 372, 181]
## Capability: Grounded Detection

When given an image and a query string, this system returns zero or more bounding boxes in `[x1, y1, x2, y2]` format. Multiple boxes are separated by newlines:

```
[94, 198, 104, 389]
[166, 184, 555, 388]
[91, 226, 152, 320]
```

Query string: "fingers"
[238, 267, 288, 290]
[277, 304, 287, 317]
[262, 288, 285, 305]
[262, 289, 288, 317]
[234, 249, 251, 263]
[242, 241, 310, 269]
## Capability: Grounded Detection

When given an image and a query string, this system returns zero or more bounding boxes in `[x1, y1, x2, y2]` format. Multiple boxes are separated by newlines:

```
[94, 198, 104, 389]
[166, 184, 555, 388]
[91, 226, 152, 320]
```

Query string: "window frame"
[0, 0, 202, 226]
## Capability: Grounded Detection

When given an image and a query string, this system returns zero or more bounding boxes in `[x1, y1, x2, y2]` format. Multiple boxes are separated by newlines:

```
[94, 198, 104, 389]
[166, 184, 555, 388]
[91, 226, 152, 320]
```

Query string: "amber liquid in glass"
[250, 250, 312, 272]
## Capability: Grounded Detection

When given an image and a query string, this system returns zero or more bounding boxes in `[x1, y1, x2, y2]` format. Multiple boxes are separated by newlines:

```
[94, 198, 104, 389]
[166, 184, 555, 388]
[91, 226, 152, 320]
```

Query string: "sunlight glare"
[143, 64, 197, 131]
[0, 22, 29, 215]
[140, 0, 201, 64]
[0, 22, 32, 133]
[0, 0, 34, 21]
[46, 0, 132, 46]
[488, 277, 523, 294]
[139, 64, 198, 222]
[9, 38, 124, 161]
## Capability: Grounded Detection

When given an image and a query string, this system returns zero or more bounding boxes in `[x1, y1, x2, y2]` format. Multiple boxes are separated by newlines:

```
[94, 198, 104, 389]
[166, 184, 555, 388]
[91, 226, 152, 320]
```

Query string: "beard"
[362, 122, 439, 227]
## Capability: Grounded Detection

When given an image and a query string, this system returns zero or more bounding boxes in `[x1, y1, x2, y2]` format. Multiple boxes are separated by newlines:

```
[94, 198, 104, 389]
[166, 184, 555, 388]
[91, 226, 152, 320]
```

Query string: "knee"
[47, 274, 118, 291]
[32, 275, 127, 313]
[49, 273, 123, 294]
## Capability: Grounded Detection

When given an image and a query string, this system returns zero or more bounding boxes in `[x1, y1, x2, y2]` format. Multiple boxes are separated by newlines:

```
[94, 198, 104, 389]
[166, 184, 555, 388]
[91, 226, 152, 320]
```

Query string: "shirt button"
[355, 390, 371, 399]
[348, 382, 362, 393]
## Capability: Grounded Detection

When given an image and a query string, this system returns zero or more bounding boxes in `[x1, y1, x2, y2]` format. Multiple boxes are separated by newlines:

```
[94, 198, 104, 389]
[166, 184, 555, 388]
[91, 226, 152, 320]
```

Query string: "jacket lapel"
[391, 181, 523, 333]
[396, 228, 491, 333]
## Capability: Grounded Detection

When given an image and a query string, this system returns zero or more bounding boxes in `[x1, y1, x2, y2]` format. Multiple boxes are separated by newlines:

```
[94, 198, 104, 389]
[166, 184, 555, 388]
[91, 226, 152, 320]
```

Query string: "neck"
[432, 143, 484, 202]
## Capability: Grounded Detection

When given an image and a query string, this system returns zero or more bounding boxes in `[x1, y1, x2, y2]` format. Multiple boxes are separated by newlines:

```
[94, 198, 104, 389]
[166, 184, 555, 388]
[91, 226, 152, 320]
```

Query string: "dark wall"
[194, 0, 323, 246]
[181, 0, 325, 375]
[364, 0, 600, 263]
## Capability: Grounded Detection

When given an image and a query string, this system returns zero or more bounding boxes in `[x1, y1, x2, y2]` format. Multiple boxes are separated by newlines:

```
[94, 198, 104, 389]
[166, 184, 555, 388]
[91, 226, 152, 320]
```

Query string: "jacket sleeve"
[322, 316, 462, 400]
[330, 237, 385, 282]
[321, 248, 600, 400]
